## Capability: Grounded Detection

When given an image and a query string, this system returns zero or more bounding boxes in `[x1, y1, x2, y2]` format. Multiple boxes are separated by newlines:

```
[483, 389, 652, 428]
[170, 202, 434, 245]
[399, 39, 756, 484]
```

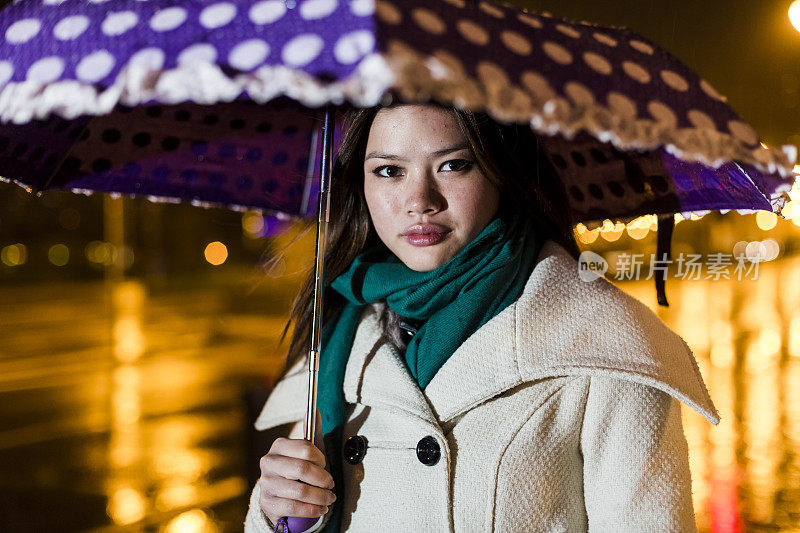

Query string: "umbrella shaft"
[306, 105, 335, 443]
[305, 350, 320, 442]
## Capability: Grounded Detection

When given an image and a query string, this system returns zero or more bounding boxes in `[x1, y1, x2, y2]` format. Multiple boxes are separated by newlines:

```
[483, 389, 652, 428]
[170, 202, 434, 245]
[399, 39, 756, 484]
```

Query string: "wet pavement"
[0, 270, 291, 533]
[1, 258, 799, 532]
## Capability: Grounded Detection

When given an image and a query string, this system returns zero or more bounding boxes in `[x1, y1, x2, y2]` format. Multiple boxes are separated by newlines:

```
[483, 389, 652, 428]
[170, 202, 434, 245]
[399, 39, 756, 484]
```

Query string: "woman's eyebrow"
[365, 143, 469, 161]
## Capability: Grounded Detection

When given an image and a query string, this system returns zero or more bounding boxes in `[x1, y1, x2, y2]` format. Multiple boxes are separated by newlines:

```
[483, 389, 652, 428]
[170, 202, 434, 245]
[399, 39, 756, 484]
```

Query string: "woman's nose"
[405, 175, 444, 215]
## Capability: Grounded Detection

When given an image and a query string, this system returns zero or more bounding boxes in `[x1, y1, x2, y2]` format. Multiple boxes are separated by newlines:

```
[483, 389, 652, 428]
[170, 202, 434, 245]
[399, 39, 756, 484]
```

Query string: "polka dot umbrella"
[0, 0, 794, 225]
[0, 1, 796, 530]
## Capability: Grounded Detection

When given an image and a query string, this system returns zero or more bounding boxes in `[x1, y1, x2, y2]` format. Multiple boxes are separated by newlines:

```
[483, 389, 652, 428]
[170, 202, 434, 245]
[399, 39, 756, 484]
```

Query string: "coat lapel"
[422, 238, 720, 426]
[341, 305, 442, 429]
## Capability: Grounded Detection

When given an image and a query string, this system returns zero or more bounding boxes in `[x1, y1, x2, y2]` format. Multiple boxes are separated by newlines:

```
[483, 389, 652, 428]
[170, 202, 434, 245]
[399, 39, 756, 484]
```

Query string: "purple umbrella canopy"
[0, 0, 795, 223]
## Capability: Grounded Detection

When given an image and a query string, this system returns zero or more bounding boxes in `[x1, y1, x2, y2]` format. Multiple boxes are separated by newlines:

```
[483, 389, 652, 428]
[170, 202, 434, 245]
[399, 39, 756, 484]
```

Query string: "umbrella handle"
[278, 104, 335, 533]
[275, 516, 324, 533]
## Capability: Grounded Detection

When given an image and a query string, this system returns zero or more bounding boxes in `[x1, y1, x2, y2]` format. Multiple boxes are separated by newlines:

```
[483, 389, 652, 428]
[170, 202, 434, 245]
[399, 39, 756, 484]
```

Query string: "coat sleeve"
[244, 357, 335, 533]
[580, 375, 697, 532]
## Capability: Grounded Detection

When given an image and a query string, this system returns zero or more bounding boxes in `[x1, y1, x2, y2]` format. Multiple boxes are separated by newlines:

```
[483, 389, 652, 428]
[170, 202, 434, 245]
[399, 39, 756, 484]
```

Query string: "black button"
[416, 436, 440, 466]
[343, 435, 367, 465]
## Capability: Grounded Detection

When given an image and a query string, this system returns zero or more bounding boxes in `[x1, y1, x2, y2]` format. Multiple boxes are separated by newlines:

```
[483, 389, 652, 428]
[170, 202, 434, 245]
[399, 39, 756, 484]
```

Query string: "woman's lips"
[405, 232, 450, 246]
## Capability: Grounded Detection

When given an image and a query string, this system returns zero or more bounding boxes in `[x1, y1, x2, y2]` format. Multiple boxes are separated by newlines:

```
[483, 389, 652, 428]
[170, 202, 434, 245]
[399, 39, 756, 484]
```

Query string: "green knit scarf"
[317, 215, 541, 533]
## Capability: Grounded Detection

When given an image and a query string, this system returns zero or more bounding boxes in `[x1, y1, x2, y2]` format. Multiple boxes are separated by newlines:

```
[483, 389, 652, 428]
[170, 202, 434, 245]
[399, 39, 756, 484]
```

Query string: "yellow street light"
[791, 0, 800, 33]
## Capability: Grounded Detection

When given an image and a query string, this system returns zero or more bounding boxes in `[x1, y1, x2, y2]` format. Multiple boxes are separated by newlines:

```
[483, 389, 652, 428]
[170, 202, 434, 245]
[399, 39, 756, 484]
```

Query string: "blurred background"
[1, 0, 799, 532]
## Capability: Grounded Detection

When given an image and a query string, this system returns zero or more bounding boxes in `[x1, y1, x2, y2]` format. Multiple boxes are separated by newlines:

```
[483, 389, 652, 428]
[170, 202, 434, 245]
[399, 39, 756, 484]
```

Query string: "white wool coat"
[245, 239, 720, 532]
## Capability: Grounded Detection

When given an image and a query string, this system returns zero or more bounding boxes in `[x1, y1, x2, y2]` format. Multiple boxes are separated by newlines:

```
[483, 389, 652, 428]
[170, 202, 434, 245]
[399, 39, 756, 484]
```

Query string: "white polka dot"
[565, 81, 595, 106]
[26, 56, 64, 83]
[456, 19, 489, 45]
[501, 30, 531, 55]
[102, 12, 138, 36]
[375, 0, 402, 24]
[334, 30, 374, 64]
[521, 70, 555, 101]
[555, 23, 580, 39]
[622, 61, 650, 83]
[593, 32, 617, 47]
[647, 100, 677, 128]
[350, 0, 374, 16]
[178, 43, 218, 66]
[0, 61, 14, 86]
[150, 7, 187, 32]
[728, 120, 759, 146]
[583, 52, 611, 75]
[629, 39, 654, 55]
[249, 0, 287, 24]
[53, 15, 90, 41]
[76, 50, 115, 83]
[6, 18, 41, 44]
[542, 41, 572, 65]
[200, 3, 237, 29]
[688, 109, 716, 130]
[129, 47, 166, 70]
[660, 70, 688, 91]
[43, 0, 68, 4]
[300, 0, 338, 20]
[229, 39, 270, 71]
[479, 1, 504, 18]
[607, 91, 638, 118]
[517, 13, 542, 28]
[700, 79, 726, 102]
[412, 8, 446, 34]
[282, 34, 324, 67]
[88, 0, 111, 3]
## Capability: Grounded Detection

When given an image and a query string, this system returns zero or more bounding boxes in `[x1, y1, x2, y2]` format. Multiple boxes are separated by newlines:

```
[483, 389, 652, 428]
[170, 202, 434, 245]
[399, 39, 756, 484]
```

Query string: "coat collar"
[342, 238, 720, 427]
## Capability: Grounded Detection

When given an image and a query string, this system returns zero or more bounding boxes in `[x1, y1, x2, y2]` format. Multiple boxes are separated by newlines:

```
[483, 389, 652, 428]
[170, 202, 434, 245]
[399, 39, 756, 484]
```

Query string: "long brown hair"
[276, 102, 580, 380]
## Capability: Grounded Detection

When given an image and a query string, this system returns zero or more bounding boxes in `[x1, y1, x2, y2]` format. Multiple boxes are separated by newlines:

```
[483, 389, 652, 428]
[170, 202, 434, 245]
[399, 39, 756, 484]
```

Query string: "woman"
[245, 102, 719, 532]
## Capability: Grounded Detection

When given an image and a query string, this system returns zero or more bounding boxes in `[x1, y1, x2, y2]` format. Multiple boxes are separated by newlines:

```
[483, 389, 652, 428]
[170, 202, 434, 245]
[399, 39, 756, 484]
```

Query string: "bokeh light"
[85, 241, 116, 265]
[790, 0, 800, 33]
[203, 242, 228, 266]
[600, 219, 625, 242]
[745, 240, 768, 262]
[242, 211, 265, 238]
[164, 509, 216, 533]
[626, 215, 653, 240]
[58, 208, 81, 230]
[575, 223, 600, 244]
[107, 486, 146, 525]
[756, 210, 777, 231]
[48, 244, 69, 266]
[1, 243, 28, 266]
[112, 245, 135, 269]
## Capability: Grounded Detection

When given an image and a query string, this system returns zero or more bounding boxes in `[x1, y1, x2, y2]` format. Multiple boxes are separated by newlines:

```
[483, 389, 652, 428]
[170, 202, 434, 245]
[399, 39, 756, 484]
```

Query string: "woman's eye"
[440, 159, 473, 172]
[373, 165, 402, 178]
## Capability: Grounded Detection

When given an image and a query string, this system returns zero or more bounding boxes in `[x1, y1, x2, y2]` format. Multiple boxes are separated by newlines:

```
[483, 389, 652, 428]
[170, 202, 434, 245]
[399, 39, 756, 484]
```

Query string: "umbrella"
[0, 0, 796, 530]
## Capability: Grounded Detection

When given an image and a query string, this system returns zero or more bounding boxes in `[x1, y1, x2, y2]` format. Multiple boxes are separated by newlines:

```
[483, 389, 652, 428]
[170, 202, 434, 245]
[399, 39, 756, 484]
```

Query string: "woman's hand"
[257, 408, 336, 526]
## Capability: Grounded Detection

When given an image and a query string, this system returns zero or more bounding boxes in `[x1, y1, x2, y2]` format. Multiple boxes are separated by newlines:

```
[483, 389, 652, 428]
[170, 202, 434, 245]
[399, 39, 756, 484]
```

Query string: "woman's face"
[363, 105, 500, 272]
